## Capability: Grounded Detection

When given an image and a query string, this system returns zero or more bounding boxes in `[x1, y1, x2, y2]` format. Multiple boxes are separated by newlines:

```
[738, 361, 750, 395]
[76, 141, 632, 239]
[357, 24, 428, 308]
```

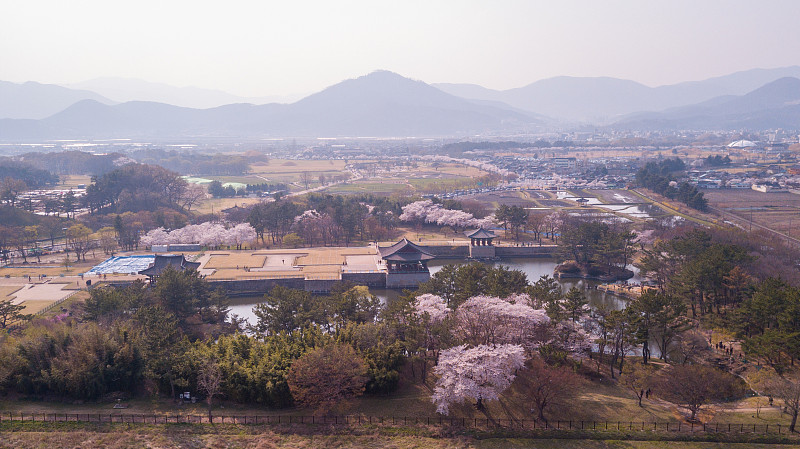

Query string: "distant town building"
[728, 140, 758, 149]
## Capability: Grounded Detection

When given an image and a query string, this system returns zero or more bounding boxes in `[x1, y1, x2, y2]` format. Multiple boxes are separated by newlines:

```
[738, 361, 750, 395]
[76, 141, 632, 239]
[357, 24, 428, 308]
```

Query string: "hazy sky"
[3, 0, 800, 97]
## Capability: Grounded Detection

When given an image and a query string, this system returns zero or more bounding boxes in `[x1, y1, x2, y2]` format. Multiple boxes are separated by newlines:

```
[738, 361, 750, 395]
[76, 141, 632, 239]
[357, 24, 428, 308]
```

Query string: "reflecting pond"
[228, 258, 639, 325]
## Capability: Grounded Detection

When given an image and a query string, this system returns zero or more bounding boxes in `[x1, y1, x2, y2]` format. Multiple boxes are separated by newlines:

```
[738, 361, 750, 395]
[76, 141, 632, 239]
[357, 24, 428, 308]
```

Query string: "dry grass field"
[250, 159, 348, 175]
[2, 430, 796, 449]
[0, 260, 100, 278]
[192, 197, 263, 215]
[55, 174, 92, 189]
[17, 299, 55, 314]
[0, 286, 21, 302]
[704, 189, 800, 240]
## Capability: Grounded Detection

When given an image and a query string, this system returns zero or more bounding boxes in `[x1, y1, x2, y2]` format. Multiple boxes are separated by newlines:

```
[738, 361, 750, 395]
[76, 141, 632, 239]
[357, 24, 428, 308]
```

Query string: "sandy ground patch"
[204, 254, 267, 269]
[0, 285, 22, 301]
[11, 282, 73, 305]
[18, 300, 57, 314]
[343, 254, 381, 271]
[195, 247, 380, 280]
[264, 254, 300, 267]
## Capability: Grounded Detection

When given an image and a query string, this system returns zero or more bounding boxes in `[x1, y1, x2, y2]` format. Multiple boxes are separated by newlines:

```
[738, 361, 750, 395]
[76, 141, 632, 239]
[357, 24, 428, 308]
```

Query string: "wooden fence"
[0, 412, 794, 435]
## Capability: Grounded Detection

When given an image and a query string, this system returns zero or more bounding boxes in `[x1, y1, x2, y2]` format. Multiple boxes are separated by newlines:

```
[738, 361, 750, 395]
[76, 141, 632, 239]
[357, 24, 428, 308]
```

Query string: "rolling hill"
[435, 66, 800, 122]
[0, 81, 114, 120]
[0, 71, 541, 139]
[613, 77, 800, 130]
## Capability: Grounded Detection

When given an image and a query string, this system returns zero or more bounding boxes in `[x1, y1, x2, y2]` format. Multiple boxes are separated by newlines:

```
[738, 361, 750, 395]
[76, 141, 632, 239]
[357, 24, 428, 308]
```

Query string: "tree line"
[636, 158, 707, 211]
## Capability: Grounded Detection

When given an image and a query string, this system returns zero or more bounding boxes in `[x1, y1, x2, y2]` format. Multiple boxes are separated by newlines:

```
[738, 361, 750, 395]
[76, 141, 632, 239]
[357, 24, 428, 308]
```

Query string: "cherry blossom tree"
[400, 200, 497, 229]
[139, 222, 256, 249]
[414, 293, 449, 323]
[432, 343, 525, 415]
[453, 295, 549, 347]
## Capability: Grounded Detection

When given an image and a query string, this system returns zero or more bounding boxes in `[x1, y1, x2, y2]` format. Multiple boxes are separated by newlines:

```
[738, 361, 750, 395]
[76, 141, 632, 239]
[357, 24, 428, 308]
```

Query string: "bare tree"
[765, 375, 800, 433]
[180, 184, 207, 211]
[300, 171, 312, 190]
[621, 362, 657, 407]
[197, 358, 223, 423]
[525, 357, 580, 422]
[655, 364, 745, 421]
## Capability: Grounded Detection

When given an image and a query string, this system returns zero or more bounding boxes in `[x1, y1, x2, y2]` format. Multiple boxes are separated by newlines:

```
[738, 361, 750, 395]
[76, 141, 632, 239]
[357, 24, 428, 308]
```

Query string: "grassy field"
[192, 197, 263, 215]
[0, 259, 101, 278]
[54, 174, 92, 189]
[325, 181, 413, 195]
[0, 423, 797, 449]
[251, 159, 348, 175]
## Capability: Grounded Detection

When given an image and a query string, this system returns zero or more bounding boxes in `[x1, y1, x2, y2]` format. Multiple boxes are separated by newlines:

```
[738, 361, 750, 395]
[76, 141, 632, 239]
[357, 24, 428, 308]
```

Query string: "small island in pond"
[554, 260, 634, 282]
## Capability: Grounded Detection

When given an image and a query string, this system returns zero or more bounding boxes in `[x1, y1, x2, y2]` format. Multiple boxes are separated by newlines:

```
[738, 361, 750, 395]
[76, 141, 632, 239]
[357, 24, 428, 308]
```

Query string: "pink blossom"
[414, 293, 449, 323]
[400, 200, 497, 229]
[432, 343, 525, 415]
[454, 295, 549, 347]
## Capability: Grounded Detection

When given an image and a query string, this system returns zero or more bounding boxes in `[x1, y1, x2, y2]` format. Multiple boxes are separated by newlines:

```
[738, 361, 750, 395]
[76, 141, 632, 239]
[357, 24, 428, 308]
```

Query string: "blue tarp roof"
[86, 255, 156, 275]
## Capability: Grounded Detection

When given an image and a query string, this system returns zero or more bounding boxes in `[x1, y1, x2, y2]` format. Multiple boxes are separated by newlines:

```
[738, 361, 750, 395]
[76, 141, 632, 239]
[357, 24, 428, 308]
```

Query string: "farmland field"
[703, 189, 800, 240]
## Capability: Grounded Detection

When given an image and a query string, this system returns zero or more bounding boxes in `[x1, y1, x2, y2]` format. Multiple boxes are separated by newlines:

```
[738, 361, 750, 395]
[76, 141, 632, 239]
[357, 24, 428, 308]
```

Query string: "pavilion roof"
[139, 254, 201, 276]
[378, 238, 436, 261]
[465, 227, 496, 239]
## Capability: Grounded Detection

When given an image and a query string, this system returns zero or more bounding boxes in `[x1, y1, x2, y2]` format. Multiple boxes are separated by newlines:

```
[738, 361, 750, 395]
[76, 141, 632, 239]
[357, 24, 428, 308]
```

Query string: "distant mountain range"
[0, 71, 540, 139]
[435, 66, 800, 122]
[1, 67, 800, 139]
[613, 77, 800, 131]
[0, 81, 114, 119]
[66, 77, 302, 110]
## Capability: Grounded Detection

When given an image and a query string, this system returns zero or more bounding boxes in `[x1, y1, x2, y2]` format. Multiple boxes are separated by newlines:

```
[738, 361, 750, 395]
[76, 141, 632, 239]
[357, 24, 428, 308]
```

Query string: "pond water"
[228, 258, 640, 325]
[555, 191, 603, 205]
[595, 203, 667, 219]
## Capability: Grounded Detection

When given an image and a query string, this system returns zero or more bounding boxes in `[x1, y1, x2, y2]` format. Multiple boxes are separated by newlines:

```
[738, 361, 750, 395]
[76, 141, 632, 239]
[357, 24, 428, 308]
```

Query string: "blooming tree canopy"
[414, 293, 449, 323]
[399, 200, 495, 229]
[432, 343, 525, 415]
[454, 295, 549, 347]
[140, 222, 256, 248]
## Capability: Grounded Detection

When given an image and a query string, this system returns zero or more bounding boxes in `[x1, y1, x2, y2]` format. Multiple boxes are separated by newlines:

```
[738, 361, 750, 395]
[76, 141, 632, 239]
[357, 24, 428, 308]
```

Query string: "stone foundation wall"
[385, 272, 431, 288]
[495, 246, 558, 257]
[341, 272, 387, 287]
[209, 278, 305, 296]
[419, 245, 469, 258]
[469, 245, 496, 259]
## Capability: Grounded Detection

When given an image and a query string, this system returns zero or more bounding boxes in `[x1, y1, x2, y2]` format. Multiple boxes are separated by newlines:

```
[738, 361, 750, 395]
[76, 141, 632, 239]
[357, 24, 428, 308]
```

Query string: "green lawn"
[326, 182, 412, 195]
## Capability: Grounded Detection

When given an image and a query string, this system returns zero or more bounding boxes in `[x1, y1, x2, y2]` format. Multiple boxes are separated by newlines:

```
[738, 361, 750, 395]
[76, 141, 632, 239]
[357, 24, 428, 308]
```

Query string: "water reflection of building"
[378, 238, 435, 288]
